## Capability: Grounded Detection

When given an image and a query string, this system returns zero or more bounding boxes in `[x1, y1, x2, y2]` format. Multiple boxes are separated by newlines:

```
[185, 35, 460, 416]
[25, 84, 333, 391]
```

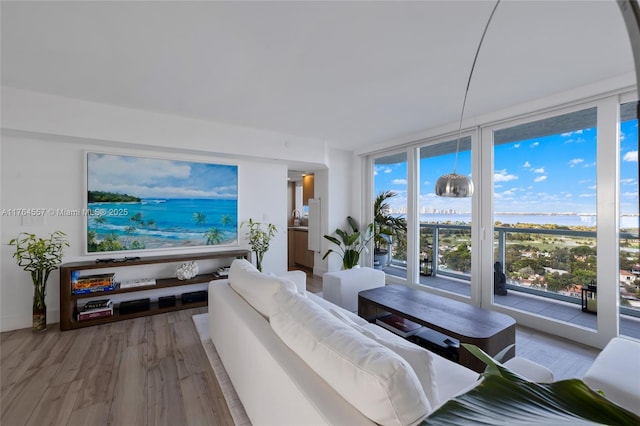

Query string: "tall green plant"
[374, 190, 407, 253]
[9, 231, 69, 330]
[241, 218, 277, 272]
[323, 216, 374, 269]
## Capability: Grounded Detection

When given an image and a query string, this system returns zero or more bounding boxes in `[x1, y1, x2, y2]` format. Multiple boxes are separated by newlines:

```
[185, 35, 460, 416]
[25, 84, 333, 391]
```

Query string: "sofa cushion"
[229, 259, 296, 318]
[270, 289, 431, 426]
[330, 308, 440, 407]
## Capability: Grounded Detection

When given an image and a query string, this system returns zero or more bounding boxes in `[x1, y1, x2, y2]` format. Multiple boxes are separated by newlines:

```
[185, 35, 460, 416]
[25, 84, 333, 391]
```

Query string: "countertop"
[288, 226, 308, 231]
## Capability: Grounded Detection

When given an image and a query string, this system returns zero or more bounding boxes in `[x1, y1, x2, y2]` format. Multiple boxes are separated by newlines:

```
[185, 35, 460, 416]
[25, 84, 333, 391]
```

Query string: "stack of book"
[375, 314, 423, 338]
[77, 299, 113, 321]
[72, 272, 116, 295]
[215, 266, 230, 278]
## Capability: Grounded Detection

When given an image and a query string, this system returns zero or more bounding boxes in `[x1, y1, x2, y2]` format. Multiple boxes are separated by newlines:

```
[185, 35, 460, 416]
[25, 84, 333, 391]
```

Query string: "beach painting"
[86, 152, 238, 253]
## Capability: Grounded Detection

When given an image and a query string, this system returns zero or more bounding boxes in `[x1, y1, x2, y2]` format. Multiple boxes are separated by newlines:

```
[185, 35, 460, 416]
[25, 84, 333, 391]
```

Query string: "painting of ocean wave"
[86, 152, 238, 253]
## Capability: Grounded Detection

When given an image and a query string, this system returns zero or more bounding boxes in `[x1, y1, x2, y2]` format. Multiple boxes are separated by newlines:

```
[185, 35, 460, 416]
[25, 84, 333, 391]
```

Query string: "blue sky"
[374, 119, 638, 215]
[88, 153, 238, 199]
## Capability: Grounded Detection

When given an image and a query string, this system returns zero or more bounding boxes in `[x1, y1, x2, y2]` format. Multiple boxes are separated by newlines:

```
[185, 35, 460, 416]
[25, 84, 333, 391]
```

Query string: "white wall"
[0, 88, 345, 331]
[1, 87, 328, 165]
[314, 147, 361, 274]
[0, 133, 292, 330]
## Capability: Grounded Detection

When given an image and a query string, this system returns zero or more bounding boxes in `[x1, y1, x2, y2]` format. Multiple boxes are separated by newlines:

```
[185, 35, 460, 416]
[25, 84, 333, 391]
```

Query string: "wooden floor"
[1, 307, 234, 426]
[1, 272, 600, 425]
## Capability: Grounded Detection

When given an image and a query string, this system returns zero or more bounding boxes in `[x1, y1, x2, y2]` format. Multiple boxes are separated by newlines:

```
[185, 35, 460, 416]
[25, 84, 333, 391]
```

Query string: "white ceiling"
[1, 1, 635, 151]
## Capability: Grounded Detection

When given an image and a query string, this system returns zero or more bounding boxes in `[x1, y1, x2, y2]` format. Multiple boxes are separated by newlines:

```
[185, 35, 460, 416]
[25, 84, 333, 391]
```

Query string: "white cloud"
[565, 193, 573, 198]
[530, 142, 539, 148]
[392, 179, 407, 185]
[514, 144, 520, 148]
[423, 180, 431, 186]
[90, 155, 192, 185]
[494, 169, 518, 182]
[588, 185, 597, 190]
[523, 161, 531, 168]
[562, 130, 583, 137]
[568, 158, 584, 167]
[579, 193, 596, 198]
[623, 150, 638, 162]
[622, 191, 639, 198]
[384, 168, 393, 174]
[533, 167, 545, 174]
[578, 179, 591, 184]
[621, 178, 637, 186]
[534, 175, 547, 183]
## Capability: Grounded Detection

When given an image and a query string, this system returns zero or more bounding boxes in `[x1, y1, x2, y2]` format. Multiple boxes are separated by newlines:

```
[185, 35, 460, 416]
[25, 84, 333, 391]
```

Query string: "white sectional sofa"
[208, 259, 480, 426]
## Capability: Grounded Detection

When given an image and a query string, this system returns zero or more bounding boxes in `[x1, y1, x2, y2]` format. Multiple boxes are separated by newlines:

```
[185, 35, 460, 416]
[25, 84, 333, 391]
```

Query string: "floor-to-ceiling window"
[417, 136, 473, 297]
[491, 107, 598, 330]
[619, 100, 640, 337]
[373, 152, 408, 280]
[366, 91, 639, 344]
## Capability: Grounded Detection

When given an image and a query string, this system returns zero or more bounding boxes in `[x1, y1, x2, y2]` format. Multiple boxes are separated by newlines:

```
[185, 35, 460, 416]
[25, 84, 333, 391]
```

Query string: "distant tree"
[220, 214, 232, 228]
[88, 191, 141, 203]
[193, 212, 207, 225]
[205, 228, 223, 245]
[130, 241, 145, 250]
[94, 215, 107, 225]
[130, 212, 144, 226]
[570, 245, 596, 257]
[96, 233, 124, 252]
[87, 230, 98, 252]
[444, 243, 471, 273]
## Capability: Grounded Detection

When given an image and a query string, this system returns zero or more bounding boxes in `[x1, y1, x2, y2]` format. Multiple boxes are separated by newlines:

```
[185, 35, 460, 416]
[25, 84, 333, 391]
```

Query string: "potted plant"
[9, 231, 69, 331]
[373, 191, 407, 269]
[241, 218, 277, 272]
[323, 216, 374, 270]
[423, 344, 640, 424]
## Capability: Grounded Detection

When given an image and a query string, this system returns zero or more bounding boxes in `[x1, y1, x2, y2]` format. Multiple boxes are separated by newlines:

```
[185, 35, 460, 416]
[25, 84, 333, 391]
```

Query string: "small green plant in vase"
[9, 231, 69, 331]
[241, 218, 277, 272]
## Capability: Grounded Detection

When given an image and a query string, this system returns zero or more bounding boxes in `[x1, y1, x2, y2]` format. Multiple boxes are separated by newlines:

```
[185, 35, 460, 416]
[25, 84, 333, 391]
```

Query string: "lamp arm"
[453, 0, 501, 173]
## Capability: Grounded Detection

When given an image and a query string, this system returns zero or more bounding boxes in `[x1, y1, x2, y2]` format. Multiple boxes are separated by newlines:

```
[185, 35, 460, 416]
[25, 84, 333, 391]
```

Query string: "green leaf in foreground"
[421, 344, 640, 426]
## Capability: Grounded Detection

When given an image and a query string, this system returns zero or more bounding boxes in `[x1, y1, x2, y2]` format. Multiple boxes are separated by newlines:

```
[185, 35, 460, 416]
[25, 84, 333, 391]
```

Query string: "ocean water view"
[419, 213, 639, 230]
[87, 198, 238, 251]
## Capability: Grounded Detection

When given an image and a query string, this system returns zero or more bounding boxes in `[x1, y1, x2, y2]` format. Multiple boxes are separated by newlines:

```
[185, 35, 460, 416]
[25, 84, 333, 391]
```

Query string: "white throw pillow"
[228, 259, 296, 318]
[330, 308, 440, 407]
[270, 289, 431, 426]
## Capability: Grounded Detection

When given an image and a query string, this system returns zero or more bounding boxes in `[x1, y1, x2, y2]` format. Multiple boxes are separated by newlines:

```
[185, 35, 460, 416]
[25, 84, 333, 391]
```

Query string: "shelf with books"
[67, 273, 222, 300]
[59, 249, 250, 330]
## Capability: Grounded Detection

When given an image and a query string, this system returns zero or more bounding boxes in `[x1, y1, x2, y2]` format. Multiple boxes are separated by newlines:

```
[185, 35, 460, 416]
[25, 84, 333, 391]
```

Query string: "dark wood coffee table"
[358, 285, 516, 372]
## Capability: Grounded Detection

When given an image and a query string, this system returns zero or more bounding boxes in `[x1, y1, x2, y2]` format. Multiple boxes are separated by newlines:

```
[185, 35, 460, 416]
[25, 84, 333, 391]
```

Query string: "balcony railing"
[386, 223, 640, 318]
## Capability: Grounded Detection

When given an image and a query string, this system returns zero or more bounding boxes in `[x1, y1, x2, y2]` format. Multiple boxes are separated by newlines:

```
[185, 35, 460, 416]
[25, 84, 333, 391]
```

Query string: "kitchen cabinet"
[289, 228, 314, 269]
[302, 174, 314, 206]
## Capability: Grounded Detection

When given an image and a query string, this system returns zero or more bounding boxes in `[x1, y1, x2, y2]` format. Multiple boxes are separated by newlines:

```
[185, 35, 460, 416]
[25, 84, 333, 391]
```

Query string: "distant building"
[544, 267, 569, 276]
[620, 270, 637, 283]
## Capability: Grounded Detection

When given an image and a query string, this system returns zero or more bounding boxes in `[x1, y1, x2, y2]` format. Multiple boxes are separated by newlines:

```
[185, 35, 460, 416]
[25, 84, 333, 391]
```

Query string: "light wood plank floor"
[1, 274, 601, 425]
[1, 307, 234, 426]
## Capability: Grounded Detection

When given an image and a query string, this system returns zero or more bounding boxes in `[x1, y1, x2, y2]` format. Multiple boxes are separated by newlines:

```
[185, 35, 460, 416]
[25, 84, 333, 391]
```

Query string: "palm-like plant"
[374, 191, 407, 254]
[323, 216, 374, 269]
[205, 228, 223, 245]
[193, 212, 207, 225]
